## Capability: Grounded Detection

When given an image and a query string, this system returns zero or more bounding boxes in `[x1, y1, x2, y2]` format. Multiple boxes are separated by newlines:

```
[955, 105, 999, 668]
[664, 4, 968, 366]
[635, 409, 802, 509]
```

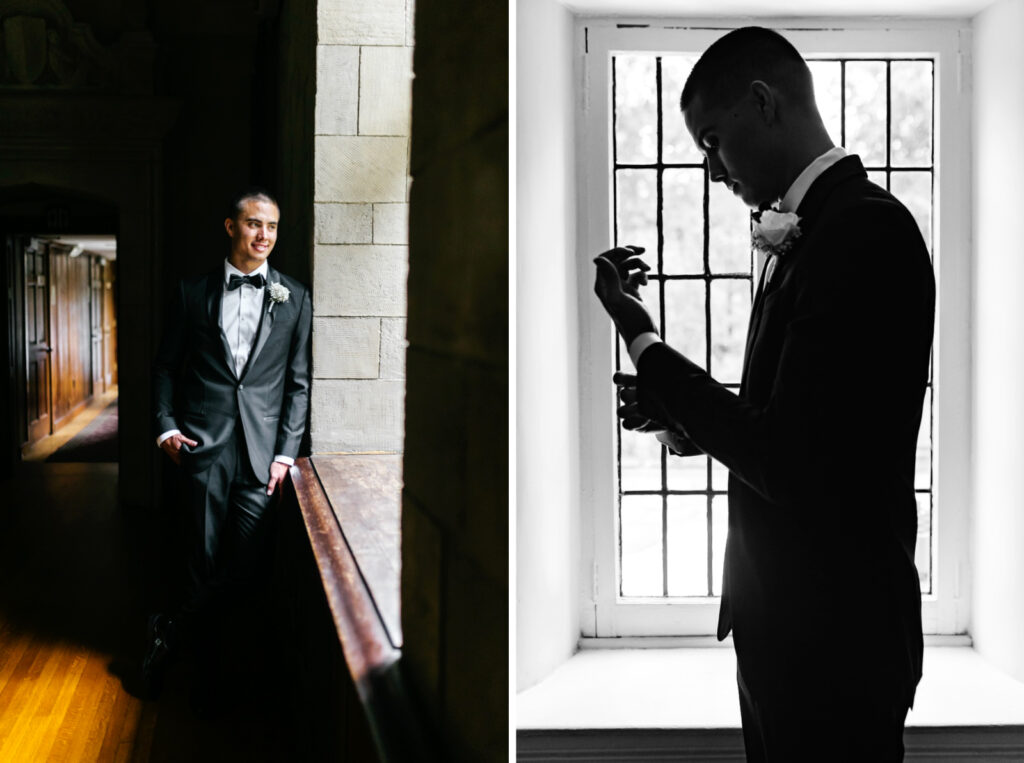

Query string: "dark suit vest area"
[638, 156, 935, 709]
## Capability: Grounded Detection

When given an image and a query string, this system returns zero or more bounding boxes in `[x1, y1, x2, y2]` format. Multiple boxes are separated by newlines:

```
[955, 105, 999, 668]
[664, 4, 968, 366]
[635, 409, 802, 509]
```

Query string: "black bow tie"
[227, 273, 266, 290]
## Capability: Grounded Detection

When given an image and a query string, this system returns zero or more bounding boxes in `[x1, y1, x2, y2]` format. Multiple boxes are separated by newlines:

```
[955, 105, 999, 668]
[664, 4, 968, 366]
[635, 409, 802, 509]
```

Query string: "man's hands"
[616, 372, 699, 456]
[593, 245, 657, 346]
[615, 372, 665, 433]
[267, 461, 289, 496]
[159, 432, 198, 466]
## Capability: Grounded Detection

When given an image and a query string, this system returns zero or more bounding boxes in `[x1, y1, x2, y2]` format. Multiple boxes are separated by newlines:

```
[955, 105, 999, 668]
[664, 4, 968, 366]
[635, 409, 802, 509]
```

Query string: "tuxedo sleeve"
[152, 280, 187, 438]
[637, 203, 934, 508]
[274, 286, 312, 460]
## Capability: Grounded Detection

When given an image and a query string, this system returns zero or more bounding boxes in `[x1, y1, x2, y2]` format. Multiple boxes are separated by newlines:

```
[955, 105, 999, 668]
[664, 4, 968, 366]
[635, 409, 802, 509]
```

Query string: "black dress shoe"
[140, 613, 176, 699]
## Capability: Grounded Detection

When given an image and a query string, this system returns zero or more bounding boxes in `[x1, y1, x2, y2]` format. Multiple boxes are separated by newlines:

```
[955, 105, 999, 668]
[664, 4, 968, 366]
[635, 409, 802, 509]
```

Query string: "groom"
[144, 187, 312, 702]
[594, 28, 934, 761]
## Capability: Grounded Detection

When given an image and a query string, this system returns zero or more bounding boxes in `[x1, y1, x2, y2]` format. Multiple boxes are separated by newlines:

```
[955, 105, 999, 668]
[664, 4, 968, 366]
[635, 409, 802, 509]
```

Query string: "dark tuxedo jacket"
[153, 265, 312, 484]
[638, 156, 934, 709]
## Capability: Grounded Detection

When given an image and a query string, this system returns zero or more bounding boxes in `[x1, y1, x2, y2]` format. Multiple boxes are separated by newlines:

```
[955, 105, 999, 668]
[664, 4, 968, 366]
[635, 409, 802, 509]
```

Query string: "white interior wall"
[970, 0, 1024, 682]
[516, 0, 582, 692]
[515, 0, 1024, 694]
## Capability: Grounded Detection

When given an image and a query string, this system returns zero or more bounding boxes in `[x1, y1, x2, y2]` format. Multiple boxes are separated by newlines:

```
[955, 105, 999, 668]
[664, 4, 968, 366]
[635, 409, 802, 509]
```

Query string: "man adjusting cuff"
[628, 332, 662, 368]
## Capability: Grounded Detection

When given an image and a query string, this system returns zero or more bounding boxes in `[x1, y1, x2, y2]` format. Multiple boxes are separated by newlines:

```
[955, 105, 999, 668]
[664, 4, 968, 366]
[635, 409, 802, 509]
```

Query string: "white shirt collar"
[223, 259, 269, 284]
[778, 146, 848, 213]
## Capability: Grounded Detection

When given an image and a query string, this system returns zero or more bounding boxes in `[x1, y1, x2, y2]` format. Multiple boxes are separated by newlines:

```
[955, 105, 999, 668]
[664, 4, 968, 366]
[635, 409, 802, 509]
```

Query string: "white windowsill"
[516, 646, 1024, 730]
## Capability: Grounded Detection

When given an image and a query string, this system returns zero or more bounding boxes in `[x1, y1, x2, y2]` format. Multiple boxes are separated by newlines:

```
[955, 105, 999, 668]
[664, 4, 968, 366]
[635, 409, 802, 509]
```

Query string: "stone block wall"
[311, 0, 415, 453]
[402, 0, 509, 759]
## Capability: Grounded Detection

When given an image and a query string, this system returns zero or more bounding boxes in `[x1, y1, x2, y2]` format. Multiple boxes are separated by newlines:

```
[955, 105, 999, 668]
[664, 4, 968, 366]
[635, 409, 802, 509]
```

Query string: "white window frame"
[577, 20, 971, 638]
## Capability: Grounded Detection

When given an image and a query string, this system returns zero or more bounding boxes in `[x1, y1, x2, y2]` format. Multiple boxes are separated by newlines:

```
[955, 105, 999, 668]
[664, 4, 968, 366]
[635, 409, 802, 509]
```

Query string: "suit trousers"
[177, 423, 276, 647]
[737, 665, 909, 763]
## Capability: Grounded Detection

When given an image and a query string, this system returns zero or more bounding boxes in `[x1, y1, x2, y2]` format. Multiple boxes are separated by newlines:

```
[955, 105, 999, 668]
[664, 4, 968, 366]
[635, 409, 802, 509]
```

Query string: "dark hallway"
[0, 462, 291, 761]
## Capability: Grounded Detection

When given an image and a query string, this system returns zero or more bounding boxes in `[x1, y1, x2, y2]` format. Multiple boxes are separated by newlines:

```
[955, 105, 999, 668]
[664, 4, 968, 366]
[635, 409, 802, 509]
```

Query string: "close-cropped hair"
[681, 26, 814, 113]
[226, 186, 279, 220]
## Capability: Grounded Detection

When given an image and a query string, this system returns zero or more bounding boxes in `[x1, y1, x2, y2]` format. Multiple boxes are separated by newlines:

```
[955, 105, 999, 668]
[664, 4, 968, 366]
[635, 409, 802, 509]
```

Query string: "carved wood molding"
[0, 0, 156, 93]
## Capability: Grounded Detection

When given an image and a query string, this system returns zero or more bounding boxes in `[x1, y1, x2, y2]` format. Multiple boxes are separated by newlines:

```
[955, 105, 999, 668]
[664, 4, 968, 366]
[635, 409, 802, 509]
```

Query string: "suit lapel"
[206, 268, 238, 380]
[739, 256, 772, 392]
[240, 267, 278, 381]
[737, 155, 868, 394]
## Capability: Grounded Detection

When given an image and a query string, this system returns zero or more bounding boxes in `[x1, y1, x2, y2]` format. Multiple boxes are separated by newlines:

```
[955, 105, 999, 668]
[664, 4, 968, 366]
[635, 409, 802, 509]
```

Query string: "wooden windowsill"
[288, 455, 436, 762]
[310, 454, 402, 648]
[289, 455, 402, 688]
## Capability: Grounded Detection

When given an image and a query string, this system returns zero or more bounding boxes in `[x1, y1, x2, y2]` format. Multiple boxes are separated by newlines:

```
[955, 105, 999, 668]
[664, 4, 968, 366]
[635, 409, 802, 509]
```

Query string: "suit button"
[238, 384, 244, 390]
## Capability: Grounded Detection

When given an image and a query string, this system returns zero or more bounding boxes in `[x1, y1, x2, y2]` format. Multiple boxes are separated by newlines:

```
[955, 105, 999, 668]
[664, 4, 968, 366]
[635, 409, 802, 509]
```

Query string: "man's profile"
[594, 27, 934, 761]
[142, 187, 312, 713]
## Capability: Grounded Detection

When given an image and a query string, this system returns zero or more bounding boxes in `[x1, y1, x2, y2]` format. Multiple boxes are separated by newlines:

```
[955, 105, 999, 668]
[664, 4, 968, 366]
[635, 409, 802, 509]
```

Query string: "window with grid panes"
[612, 53, 935, 601]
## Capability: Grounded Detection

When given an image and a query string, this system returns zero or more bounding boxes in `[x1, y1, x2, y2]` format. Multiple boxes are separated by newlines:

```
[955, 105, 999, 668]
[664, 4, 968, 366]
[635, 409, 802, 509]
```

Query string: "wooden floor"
[21, 387, 119, 462]
[0, 462, 288, 762]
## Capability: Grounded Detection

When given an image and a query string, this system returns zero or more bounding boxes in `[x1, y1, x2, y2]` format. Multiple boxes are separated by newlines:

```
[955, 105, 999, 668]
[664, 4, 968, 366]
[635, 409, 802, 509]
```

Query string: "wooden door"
[23, 240, 51, 442]
[90, 256, 103, 395]
[102, 259, 116, 387]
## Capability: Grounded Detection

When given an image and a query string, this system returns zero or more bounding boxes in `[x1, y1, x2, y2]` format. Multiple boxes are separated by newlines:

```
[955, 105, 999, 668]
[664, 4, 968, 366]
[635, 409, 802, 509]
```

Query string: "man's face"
[225, 197, 279, 263]
[683, 90, 778, 209]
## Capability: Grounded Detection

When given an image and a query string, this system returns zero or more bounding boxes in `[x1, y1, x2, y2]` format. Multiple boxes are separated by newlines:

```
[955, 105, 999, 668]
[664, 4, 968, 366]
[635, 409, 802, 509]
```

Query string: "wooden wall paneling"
[90, 257, 103, 396]
[8, 236, 28, 452]
[49, 247, 93, 430]
[24, 240, 51, 444]
[103, 259, 116, 388]
[49, 248, 65, 426]
[74, 254, 92, 413]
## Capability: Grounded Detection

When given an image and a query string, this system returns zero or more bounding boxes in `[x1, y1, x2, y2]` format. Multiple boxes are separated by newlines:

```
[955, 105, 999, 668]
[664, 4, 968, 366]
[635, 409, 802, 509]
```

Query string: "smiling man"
[594, 27, 935, 762]
[144, 187, 312, 713]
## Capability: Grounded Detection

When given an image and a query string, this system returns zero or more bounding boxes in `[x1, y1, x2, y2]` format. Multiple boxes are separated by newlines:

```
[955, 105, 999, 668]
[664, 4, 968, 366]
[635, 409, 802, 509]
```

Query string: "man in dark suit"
[143, 187, 312, 702]
[594, 28, 934, 761]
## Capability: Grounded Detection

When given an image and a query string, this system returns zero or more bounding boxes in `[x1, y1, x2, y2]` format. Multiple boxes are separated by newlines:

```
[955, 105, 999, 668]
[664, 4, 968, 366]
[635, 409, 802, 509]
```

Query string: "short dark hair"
[226, 186, 279, 220]
[680, 27, 814, 113]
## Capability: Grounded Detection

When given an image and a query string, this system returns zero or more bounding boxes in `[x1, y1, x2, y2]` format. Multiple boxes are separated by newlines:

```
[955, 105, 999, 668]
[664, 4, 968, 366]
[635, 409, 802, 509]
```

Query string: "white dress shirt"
[157, 259, 293, 467]
[627, 147, 849, 368]
[222, 259, 268, 377]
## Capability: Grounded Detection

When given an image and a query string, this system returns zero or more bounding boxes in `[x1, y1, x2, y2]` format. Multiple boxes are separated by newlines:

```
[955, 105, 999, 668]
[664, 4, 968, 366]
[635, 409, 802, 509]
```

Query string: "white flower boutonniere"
[752, 209, 802, 258]
[268, 282, 290, 313]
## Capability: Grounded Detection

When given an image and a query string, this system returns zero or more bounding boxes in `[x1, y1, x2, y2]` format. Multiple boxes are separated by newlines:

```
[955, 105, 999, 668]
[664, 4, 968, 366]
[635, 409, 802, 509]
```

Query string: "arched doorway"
[0, 95, 177, 507]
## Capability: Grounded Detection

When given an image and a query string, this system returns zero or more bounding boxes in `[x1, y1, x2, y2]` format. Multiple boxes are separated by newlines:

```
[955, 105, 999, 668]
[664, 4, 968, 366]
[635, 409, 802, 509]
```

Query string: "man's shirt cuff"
[273, 455, 295, 466]
[157, 429, 181, 447]
[628, 332, 662, 368]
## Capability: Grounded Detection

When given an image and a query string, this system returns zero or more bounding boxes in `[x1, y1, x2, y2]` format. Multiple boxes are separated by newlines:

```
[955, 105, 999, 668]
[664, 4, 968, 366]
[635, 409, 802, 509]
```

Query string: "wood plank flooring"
[0, 462, 287, 762]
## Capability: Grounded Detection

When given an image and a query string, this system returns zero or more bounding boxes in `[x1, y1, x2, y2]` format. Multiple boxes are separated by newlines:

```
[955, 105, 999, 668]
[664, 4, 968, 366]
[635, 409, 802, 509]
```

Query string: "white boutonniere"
[752, 209, 802, 258]
[267, 282, 290, 313]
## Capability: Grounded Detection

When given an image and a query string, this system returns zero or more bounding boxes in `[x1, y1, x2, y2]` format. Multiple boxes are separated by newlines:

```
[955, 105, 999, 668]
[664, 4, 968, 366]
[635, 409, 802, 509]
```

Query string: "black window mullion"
[886, 60, 892, 191]
[840, 60, 846, 147]
[655, 57, 669, 598]
[703, 149, 714, 597]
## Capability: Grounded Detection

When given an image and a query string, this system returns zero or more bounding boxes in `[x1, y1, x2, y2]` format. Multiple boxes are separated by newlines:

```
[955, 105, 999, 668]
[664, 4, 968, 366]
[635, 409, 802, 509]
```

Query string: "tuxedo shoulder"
[823, 184, 923, 243]
[806, 191, 932, 289]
